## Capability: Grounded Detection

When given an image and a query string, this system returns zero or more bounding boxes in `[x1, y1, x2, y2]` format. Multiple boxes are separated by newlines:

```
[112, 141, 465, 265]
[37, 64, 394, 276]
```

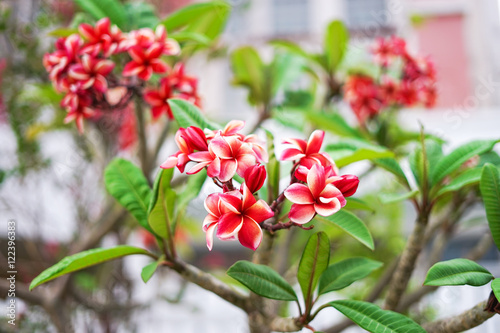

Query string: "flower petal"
[238, 218, 263, 251]
[216, 212, 243, 240]
[284, 183, 314, 204]
[245, 200, 274, 223]
[288, 203, 316, 224]
[205, 223, 217, 251]
[218, 159, 237, 182]
[307, 164, 326, 198]
[280, 148, 306, 161]
[306, 130, 325, 155]
[314, 197, 341, 216]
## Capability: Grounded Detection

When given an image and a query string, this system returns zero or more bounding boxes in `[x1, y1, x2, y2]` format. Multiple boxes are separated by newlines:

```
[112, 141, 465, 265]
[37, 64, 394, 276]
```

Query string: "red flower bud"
[244, 164, 266, 193]
[332, 174, 359, 197]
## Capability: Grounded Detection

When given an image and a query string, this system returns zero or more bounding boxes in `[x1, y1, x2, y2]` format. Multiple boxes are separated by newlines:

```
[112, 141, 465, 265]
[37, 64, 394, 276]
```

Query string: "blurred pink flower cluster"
[43, 18, 201, 133]
[344, 36, 437, 124]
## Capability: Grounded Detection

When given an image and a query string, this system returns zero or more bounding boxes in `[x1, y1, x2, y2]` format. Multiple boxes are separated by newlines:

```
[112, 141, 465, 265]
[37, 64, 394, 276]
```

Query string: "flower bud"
[332, 174, 359, 197]
[243, 164, 266, 193]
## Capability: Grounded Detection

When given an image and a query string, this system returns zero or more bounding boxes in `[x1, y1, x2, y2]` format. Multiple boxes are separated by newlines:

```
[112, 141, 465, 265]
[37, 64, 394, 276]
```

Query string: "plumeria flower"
[344, 75, 383, 123]
[161, 126, 208, 173]
[123, 44, 170, 81]
[79, 17, 127, 57]
[63, 96, 95, 134]
[144, 77, 175, 119]
[43, 34, 82, 92]
[68, 54, 115, 92]
[209, 134, 257, 182]
[371, 36, 407, 66]
[280, 130, 333, 167]
[284, 164, 346, 224]
[204, 185, 274, 251]
[243, 164, 267, 193]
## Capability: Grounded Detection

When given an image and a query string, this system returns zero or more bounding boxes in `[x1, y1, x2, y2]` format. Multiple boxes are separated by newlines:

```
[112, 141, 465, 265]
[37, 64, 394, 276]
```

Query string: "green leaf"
[162, 1, 229, 33]
[379, 190, 419, 205]
[307, 112, 362, 139]
[230, 46, 264, 105]
[335, 148, 394, 168]
[30, 246, 152, 290]
[265, 130, 280, 202]
[104, 158, 153, 232]
[270, 53, 305, 96]
[141, 260, 160, 283]
[315, 210, 374, 250]
[73, 0, 127, 29]
[170, 31, 212, 45]
[431, 139, 499, 186]
[48, 28, 79, 37]
[270, 40, 310, 59]
[330, 300, 426, 333]
[227, 261, 297, 301]
[324, 20, 349, 72]
[148, 168, 176, 239]
[436, 167, 482, 198]
[169, 99, 217, 130]
[318, 258, 383, 294]
[177, 172, 207, 212]
[424, 258, 493, 287]
[124, 2, 159, 29]
[373, 158, 409, 185]
[344, 198, 374, 212]
[480, 163, 500, 251]
[491, 278, 500, 303]
[297, 232, 330, 304]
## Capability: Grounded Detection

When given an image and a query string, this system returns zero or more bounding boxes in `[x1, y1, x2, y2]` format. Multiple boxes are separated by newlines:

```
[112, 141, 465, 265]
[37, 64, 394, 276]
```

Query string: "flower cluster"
[161, 120, 271, 250]
[281, 130, 359, 224]
[161, 125, 359, 251]
[344, 36, 437, 124]
[43, 18, 200, 133]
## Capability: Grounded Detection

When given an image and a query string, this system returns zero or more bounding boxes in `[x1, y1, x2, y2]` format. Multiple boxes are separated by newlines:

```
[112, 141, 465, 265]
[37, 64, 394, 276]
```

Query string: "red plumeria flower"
[144, 77, 175, 119]
[187, 146, 221, 178]
[397, 80, 419, 106]
[123, 44, 170, 81]
[68, 54, 114, 92]
[330, 174, 359, 198]
[203, 193, 230, 251]
[371, 36, 407, 66]
[344, 75, 383, 123]
[378, 76, 399, 105]
[63, 97, 95, 134]
[43, 34, 82, 92]
[79, 17, 127, 57]
[280, 130, 332, 168]
[161, 126, 208, 173]
[204, 185, 274, 251]
[284, 164, 346, 224]
[209, 134, 257, 182]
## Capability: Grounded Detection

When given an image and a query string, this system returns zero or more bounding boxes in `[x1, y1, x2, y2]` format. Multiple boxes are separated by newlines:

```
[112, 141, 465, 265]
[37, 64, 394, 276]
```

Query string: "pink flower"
[144, 77, 174, 119]
[344, 75, 383, 123]
[371, 36, 407, 66]
[161, 126, 208, 173]
[284, 164, 346, 224]
[43, 34, 82, 92]
[68, 54, 114, 92]
[280, 130, 333, 168]
[243, 164, 266, 193]
[331, 174, 359, 198]
[203, 185, 274, 251]
[209, 134, 257, 182]
[79, 17, 127, 57]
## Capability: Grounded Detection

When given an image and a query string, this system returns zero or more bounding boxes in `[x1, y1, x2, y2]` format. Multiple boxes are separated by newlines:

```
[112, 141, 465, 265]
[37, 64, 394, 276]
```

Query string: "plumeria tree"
[4, 1, 499, 333]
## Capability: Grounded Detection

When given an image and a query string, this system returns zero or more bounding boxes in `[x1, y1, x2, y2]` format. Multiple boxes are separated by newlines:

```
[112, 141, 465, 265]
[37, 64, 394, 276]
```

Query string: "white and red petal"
[206, 158, 221, 178]
[210, 136, 233, 159]
[164, 39, 180, 55]
[223, 120, 245, 135]
[288, 203, 316, 224]
[150, 59, 169, 74]
[95, 59, 115, 75]
[282, 138, 307, 152]
[205, 223, 217, 251]
[160, 155, 179, 169]
[144, 91, 164, 106]
[123, 61, 144, 77]
[245, 200, 274, 223]
[307, 164, 326, 199]
[284, 183, 314, 204]
[216, 212, 243, 240]
[314, 198, 341, 216]
[128, 47, 145, 63]
[220, 193, 242, 213]
[138, 66, 153, 81]
[238, 218, 263, 251]
[280, 148, 306, 161]
[306, 130, 325, 155]
[204, 193, 222, 218]
[218, 159, 237, 182]
[93, 75, 108, 92]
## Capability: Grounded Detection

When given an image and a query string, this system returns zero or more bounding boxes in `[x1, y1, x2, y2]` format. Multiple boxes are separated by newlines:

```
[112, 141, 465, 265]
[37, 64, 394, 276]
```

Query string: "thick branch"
[269, 317, 302, 332]
[171, 259, 252, 312]
[423, 300, 494, 333]
[384, 211, 429, 310]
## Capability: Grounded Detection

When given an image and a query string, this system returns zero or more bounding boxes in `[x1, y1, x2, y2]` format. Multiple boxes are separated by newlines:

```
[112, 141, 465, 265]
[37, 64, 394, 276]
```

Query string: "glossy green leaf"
[162, 1, 229, 34]
[324, 20, 349, 72]
[169, 98, 217, 130]
[297, 232, 330, 304]
[480, 163, 500, 251]
[436, 167, 482, 198]
[124, 2, 159, 29]
[48, 28, 79, 37]
[176, 171, 207, 212]
[307, 112, 362, 139]
[148, 168, 176, 239]
[344, 198, 374, 212]
[330, 300, 426, 333]
[315, 210, 374, 250]
[373, 158, 409, 185]
[424, 258, 493, 287]
[491, 278, 500, 303]
[379, 190, 419, 205]
[30, 246, 152, 290]
[227, 261, 297, 301]
[104, 158, 153, 232]
[141, 260, 160, 283]
[335, 148, 394, 168]
[270, 53, 305, 96]
[270, 40, 310, 59]
[318, 258, 383, 294]
[74, 0, 127, 29]
[230, 46, 264, 105]
[431, 139, 499, 186]
[170, 31, 211, 45]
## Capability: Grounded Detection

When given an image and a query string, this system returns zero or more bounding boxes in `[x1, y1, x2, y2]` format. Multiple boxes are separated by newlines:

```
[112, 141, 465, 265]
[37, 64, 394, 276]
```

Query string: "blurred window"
[345, 0, 387, 29]
[272, 0, 310, 35]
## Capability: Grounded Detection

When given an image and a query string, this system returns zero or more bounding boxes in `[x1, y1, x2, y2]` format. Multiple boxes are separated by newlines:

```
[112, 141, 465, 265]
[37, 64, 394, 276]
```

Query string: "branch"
[134, 96, 150, 180]
[422, 300, 494, 333]
[383, 211, 430, 310]
[170, 259, 252, 312]
[269, 317, 302, 332]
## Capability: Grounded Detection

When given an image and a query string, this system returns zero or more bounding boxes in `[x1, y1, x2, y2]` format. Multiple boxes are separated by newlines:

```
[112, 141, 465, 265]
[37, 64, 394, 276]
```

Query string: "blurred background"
[1, 0, 500, 332]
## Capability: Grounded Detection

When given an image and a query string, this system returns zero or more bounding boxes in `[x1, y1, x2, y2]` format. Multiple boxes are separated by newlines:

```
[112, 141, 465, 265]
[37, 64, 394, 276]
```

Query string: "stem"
[170, 259, 251, 312]
[134, 96, 150, 180]
[383, 210, 430, 310]
[149, 120, 171, 173]
[422, 300, 494, 333]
